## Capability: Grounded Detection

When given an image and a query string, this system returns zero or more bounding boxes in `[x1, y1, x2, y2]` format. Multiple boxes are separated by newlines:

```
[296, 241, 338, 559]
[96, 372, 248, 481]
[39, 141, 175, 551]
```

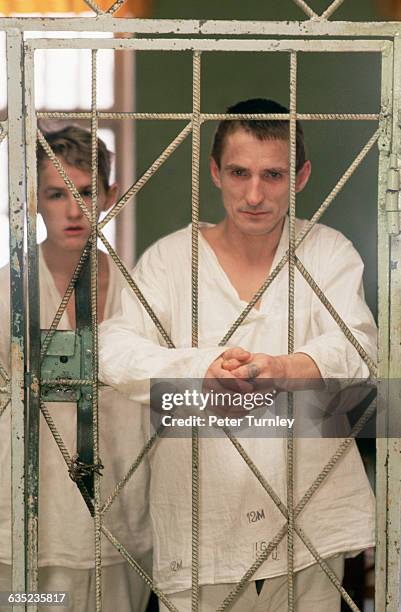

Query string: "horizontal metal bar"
[0, 16, 201, 34]
[27, 37, 390, 52]
[202, 113, 380, 121]
[37, 112, 194, 120]
[36, 111, 380, 121]
[41, 378, 106, 387]
[1, 18, 401, 37]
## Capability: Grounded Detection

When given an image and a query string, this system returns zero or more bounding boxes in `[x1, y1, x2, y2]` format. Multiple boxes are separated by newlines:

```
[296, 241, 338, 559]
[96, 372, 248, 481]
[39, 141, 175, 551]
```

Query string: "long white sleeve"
[295, 231, 377, 386]
[99, 238, 222, 403]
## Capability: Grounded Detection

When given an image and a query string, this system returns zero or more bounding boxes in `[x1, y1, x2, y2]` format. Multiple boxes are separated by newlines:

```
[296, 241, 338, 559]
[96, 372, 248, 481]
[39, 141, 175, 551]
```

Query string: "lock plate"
[40, 330, 81, 402]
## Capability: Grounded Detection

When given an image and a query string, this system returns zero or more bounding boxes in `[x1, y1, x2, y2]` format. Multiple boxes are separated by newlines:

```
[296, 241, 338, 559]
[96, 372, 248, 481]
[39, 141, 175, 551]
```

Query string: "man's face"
[38, 158, 117, 253]
[210, 128, 311, 238]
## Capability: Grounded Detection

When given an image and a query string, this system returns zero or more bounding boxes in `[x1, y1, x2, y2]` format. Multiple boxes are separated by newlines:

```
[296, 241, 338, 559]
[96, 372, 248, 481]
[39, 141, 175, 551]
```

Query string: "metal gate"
[1, 1, 401, 610]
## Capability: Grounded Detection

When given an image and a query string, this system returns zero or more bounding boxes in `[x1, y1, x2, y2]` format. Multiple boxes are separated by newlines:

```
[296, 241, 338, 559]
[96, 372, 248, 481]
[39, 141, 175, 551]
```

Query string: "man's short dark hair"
[37, 125, 112, 192]
[211, 98, 307, 172]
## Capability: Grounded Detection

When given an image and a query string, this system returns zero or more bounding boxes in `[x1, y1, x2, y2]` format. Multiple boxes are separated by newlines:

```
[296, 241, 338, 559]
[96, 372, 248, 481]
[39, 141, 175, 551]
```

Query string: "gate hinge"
[386, 153, 401, 236]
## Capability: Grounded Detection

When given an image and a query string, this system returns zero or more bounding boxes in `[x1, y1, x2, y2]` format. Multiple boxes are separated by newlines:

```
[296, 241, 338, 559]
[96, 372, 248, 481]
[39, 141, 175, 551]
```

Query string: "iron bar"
[190, 49, 201, 612]
[25, 43, 40, 606]
[375, 40, 393, 612]
[90, 48, 103, 612]
[83, 0, 104, 14]
[7, 29, 27, 611]
[27, 38, 390, 53]
[286, 50, 297, 612]
[0, 18, 399, 37]
[383, 34, 401, 612]
[37, 111, 379, 121]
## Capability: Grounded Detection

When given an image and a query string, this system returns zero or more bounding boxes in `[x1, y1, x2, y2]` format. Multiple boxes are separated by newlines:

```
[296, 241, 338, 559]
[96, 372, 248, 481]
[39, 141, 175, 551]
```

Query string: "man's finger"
[217, 370, 254, 393]
[222, 347, 251, 362]
[221, 358, 242, 371]
[229, 364, 261, 380]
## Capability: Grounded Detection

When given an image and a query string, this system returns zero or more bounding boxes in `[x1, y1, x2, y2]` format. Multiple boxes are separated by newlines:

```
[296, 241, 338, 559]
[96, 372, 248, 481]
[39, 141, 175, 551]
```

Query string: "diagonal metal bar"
[106, 0, 126, 15]
[294, 256, 377, 377]
[216, 523, 288, 612]
[101, 525, 180, 612]
[40, 244, 91, 363]
[295, 401, 376, 516]
[294, 527, 360, 612]
[0, 397, 10, 419]
[295, 129, 380, 246]
[39, 399, 94, 514]
[0, 123, 7, 146]
[291, 0, 319, 19]
[100, 428, 162, 515]
[219, 398, 376, 611]
[40, 394, 177, 611]
[320, 0, 346, 21]
[98, 230, 175, 347]
[98, 122, 193, 230]
[219, 128, 380, 346]
[37, 130, 92, 223]
[0, 360, 10, 384]
[83, 0, 105, 14]
[223, 433, 363, 612]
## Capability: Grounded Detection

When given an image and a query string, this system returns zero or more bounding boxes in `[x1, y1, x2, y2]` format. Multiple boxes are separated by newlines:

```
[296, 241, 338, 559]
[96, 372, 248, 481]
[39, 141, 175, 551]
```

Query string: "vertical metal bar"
[385, 34, 401, 612]
[7, 29, 26, 612]
[376, 41, 394, 612]
[24, 41, 40, 611]
[114, 49, 136, 268]
[287, 51, 297, 612]
[90, 48, 102, 612]
[191, 49, 201, 612]
[75, 259, 95, 499]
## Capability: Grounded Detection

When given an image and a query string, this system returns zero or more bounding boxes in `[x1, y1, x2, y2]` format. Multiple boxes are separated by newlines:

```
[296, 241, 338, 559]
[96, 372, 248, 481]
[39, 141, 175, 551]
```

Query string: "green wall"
[135, 0, 381, 316]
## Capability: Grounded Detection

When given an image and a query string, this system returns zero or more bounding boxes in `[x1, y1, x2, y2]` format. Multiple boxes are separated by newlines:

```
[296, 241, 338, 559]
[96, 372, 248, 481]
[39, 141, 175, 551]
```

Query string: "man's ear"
[295, 160, 311, 194]
[101, 182, 118, 213]
[210, 156, 222, 189]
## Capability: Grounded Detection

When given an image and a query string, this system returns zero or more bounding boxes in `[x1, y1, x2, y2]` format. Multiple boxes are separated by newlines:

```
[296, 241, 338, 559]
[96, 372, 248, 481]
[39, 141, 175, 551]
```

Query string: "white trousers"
[0, 561, 150, 612]
[159, 555, 344, 612]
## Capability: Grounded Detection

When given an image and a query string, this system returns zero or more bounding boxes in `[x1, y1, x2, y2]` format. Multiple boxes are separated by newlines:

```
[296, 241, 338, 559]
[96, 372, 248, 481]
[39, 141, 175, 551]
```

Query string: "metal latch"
[41, 330, 81, 402]
[386, 153, 401, 236]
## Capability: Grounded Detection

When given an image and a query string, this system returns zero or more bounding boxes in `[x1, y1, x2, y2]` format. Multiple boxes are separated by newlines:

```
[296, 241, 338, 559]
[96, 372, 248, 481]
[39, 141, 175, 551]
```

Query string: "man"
[99, 99, 376, 611]
[0, 126, 151, 612]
